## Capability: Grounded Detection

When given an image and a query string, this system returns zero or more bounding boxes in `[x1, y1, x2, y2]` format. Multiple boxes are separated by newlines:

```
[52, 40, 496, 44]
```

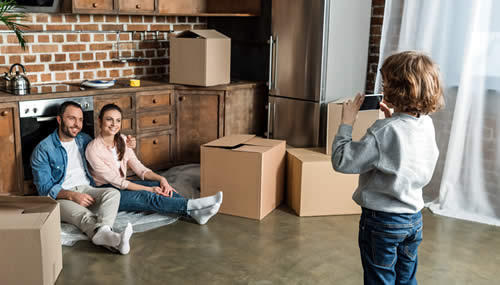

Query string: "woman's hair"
[380, 51, 444, 115]
[98, 104, 125, 161]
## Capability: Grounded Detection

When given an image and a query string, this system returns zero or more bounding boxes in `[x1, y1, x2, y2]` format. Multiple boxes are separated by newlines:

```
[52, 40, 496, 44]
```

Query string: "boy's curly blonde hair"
[380, 51, 444, 115]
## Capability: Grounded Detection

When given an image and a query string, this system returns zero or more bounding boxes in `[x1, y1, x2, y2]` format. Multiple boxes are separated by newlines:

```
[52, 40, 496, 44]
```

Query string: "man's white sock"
[115, 222, 133, 255]
[92, 225, 121, 247]
[187, 191, 223, 210]
[188, 202, 221, 225]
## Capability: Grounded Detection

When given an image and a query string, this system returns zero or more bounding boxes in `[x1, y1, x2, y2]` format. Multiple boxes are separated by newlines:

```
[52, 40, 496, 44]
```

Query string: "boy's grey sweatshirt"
[331, 113, 439, 214]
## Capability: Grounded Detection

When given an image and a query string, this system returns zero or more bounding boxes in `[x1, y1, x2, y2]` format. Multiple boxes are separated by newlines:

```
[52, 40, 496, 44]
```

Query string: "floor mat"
[61, 164, 200, 246]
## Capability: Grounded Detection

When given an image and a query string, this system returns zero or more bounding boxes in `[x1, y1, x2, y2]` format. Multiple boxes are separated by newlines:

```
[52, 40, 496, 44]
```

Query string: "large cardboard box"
[170, 29, 231, 87]
[325, 101, 384, 155]
[0, 196, 62, 285]
[287, 148, 361, 216]
[201, 135, 286, 220]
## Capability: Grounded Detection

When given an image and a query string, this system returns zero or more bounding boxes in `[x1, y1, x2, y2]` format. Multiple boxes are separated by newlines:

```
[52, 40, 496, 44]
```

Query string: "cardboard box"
[325, 101, 384, 155]
[287, 148, 361, 216]
[170, 29, 231, 87]
[0, 196, 62, 285]
[201, 135, 286, 220]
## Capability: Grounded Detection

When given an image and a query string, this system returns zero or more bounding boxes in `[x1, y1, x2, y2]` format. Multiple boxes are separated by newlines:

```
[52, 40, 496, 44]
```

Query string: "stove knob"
[84, 103, 89, 109]
[33, 108, 38, 114]
[25, 109, 29, 114]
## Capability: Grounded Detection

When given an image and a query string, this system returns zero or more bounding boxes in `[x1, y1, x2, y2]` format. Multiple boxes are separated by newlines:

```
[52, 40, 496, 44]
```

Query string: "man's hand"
[71, 192, 95, 207]
[342, 93, 364, 126]
[126, 135, 136, 149]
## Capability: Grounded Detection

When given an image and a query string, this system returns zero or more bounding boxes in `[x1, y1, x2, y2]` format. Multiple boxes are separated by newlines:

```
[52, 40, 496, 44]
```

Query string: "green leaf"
[0, 0, 28, 49]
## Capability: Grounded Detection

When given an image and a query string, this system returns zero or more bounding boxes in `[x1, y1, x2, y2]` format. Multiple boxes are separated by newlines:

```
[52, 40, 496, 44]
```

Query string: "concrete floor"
[57, 206, 500, 284]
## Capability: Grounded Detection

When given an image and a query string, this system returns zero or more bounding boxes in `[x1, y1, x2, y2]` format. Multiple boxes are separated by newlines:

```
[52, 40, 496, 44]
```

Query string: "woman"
[86, 104, 222, 225]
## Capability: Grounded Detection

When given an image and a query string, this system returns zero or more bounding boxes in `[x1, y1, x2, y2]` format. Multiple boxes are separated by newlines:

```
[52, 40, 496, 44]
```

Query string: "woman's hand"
[342, 93, 364, 126]
[150, 186, 171, 197]
[159, 178, 177, 197]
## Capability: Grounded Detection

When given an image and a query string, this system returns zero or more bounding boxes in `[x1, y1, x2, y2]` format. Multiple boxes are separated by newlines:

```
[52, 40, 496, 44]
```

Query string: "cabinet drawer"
[137, 92, 173, 109]
[138, 112, 172, 129]
[74, 0, 114, 11]
[94, 94, 134, 114]
[138, 133, 172, 170]
[119, 0, 154, 12]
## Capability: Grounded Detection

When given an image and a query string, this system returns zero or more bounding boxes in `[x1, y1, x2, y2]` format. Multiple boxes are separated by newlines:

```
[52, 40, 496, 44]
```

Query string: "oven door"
[21, 111, 94, 180]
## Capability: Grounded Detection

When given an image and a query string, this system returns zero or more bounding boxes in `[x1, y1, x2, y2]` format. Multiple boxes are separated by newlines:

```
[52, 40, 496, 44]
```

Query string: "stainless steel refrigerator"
[266, 0, 372, 147]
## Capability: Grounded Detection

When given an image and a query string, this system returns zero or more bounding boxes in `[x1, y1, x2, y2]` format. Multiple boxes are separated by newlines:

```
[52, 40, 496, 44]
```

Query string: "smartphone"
[360, 94, 383, 110]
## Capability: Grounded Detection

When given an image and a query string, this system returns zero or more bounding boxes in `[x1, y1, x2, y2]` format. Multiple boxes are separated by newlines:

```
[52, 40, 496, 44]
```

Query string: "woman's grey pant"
[57, 185, 120, 238]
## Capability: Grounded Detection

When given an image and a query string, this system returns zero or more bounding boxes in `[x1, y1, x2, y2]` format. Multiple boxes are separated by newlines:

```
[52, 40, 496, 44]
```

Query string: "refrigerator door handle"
[266, 102, 271, 138]
[267, 35, 274, 90]
[273, 35, 279, 90]
[272, 102, 276, 138]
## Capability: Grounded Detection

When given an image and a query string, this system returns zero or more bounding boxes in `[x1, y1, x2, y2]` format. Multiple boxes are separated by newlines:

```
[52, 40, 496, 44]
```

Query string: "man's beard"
[60, 120, 81, 138]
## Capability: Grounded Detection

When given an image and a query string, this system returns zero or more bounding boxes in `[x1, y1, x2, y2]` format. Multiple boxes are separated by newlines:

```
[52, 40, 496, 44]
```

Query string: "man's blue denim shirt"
[30, 129, 95, 199]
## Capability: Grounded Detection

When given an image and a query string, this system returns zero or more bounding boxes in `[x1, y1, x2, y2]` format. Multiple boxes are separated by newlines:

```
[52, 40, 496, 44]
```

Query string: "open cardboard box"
[170, 29, 231, 87]
[201, 135, 286, 220]
[0, 196, 62, 285]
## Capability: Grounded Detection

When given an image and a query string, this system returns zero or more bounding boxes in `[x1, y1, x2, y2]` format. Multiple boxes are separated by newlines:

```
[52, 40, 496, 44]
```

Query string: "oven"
[19, 96, 94, 180]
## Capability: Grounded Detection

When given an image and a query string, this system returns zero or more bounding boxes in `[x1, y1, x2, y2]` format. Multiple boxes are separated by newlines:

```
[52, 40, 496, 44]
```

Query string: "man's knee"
[102, 188, 120, 200]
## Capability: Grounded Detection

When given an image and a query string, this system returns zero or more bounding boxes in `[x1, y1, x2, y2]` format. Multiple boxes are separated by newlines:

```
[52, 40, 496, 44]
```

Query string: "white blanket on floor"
[61, 164, 200, 246]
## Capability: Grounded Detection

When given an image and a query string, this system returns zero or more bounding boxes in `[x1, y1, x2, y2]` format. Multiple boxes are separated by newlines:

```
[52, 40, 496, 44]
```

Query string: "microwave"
[15, 0, 62, 13]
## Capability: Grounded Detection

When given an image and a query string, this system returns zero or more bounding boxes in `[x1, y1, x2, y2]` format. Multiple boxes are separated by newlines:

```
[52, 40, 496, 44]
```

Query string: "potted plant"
[0, 0, 27, 49]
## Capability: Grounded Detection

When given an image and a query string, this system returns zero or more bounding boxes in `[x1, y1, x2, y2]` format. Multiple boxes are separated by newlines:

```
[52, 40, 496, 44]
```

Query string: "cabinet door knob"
[92, 3, 98, 8]
[152, 99, 157, 104]
[152, 119, 157, 124]
[1, 110, 8, 116]
[153, 140, 158, 145]
[179, 96, 185, 101]
[136, 4, 141, 9]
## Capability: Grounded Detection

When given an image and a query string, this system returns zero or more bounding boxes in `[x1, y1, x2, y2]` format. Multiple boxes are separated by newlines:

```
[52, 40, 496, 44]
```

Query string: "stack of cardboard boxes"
[200, 102, 382, 219]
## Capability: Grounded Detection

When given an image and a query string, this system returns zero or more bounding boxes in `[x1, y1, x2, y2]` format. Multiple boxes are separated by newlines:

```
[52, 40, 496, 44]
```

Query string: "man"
[31, 101, 133, 254]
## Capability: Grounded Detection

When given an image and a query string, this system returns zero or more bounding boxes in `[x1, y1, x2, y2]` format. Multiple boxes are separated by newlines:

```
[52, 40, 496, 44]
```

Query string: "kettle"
[9, 63, 30, 95]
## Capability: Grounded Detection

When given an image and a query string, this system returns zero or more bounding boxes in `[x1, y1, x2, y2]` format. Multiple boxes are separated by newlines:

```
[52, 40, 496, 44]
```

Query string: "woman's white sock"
[188, 203, 221, 225]
[115, 222, 133, 255]
[187, 191, 223, 210]
[92, 225, 121, 247]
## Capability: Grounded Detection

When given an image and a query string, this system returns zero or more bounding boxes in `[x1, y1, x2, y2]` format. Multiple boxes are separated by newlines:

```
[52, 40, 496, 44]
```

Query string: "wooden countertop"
[0, 79, 264, 103]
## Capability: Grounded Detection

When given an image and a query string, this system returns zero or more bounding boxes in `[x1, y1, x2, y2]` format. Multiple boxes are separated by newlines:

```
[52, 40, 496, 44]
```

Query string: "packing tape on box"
[130, 79, 140, 87]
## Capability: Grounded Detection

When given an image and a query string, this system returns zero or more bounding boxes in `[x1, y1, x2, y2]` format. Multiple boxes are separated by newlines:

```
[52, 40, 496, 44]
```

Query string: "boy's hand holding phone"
[342, 93, 364, 126]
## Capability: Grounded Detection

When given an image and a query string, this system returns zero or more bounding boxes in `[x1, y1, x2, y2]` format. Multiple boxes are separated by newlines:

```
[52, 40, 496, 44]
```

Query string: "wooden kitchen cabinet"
[135, 90, 176, 170]
[66, 0, 260, 16]
[175, 83, 266, 164]
[176, 90, 222, 163]
[67, 0, 115, 14]
[93, 93, 135, 136]
[118, 0, 155, 14]
[0, 103, 23, 195]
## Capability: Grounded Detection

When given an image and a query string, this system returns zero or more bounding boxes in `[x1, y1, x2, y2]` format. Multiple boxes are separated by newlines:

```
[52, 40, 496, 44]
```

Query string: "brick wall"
[0, 14, 207, 84]
[365, 0, 385, 94]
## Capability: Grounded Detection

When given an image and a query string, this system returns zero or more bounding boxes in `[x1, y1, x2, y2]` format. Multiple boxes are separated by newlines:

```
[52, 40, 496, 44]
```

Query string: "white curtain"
[376, 0, 500, 226]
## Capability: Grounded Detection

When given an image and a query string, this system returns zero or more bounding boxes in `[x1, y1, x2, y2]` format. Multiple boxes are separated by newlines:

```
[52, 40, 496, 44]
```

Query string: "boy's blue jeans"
[101, 180, 188, 215]
[359, 208, 423, 285]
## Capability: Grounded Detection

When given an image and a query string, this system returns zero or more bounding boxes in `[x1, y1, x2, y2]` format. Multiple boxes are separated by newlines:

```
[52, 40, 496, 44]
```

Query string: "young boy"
[331, 51, 444, 284]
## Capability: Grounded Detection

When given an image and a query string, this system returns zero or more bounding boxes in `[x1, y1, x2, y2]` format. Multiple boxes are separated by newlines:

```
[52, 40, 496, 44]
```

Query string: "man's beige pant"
[58, 185, 120, 239]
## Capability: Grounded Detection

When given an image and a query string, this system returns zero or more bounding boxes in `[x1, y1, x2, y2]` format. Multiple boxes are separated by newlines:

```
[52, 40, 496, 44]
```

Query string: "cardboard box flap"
[0, 212, 50, 229]
[176, 29, 229, 39]
[233, 145, 272, 154]
[204, 134, 256, 148]
[0, 196, 57, 205]
[245, 137, 284, 147]
[288, 148, 331, 162]
[0, 205, 25, 215]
